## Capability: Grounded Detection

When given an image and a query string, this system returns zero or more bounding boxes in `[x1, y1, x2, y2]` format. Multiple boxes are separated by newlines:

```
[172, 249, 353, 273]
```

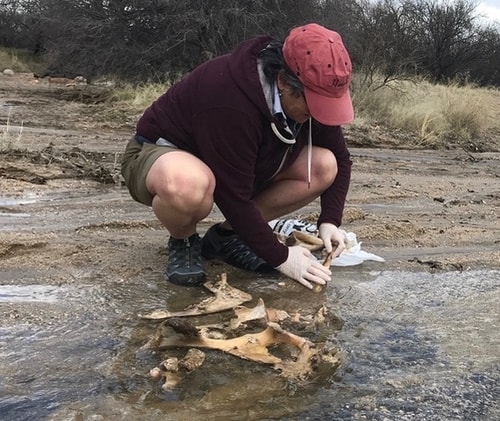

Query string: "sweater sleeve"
[312, 123, 352, 227]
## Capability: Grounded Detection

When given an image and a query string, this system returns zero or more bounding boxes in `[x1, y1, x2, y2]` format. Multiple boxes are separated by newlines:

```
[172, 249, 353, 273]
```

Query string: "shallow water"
[0, 186, 136, 233]
[302, 268, 500, 420]
[0, 266, 498, 421]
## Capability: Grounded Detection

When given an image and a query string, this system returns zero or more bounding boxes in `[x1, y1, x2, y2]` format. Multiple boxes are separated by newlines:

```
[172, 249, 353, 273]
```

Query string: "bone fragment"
[178, 348, 206, 371]
[151, 349, 206, 390]
[313, 305, 328, 329]
[146, 320, 318, 379]
[292, 231, 324, 246]
[165, 317, 200, 336]
[229, 298, 291, 329]
[139, 273, 252, 320]
[323, 251, 334, 267]
[284, 231, 324, 251]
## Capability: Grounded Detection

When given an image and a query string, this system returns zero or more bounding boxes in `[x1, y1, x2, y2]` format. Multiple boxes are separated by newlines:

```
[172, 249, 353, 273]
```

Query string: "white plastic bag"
[331, 230, 385, 267]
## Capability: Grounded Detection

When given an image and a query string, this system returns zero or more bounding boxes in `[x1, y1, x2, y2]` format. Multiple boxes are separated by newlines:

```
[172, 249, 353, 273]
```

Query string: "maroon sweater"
[136, 36, 352, 267]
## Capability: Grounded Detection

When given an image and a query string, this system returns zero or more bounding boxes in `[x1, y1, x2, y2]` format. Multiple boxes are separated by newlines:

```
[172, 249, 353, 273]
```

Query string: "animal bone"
[150, 348, 206, 390]
[143, 278, 341, 380]
[281, 231, 324, 251]
[144, 319, 319, 379]
[229, 297, 290, 329]
[139, 273, 252, 320]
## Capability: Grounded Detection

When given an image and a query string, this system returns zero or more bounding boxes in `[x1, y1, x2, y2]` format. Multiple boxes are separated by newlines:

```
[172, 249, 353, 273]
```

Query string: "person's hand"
[319, 223, 346, 258]
[276, 246, 331, 289]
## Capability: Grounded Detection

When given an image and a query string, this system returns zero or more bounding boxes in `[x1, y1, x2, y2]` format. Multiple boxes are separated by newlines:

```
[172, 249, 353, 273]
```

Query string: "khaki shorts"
[121, 139, 177, 206]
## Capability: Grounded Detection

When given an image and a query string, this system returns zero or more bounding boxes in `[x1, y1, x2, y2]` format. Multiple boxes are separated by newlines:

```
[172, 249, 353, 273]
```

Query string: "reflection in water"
[0, 269, 498, 420]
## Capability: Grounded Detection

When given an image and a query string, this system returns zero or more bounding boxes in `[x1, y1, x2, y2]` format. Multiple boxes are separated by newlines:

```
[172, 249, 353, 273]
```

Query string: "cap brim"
[304, 88, 354, 126]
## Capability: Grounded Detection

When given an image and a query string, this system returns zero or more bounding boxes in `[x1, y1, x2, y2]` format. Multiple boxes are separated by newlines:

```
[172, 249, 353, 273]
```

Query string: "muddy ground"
[1, 72, 499, 278]
[0, 73, 498, 317]
[1, 72, 499, 419]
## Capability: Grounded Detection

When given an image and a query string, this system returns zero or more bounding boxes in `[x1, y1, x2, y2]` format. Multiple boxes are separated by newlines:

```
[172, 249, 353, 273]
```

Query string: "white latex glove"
[276, 246, 331, 289]
[319, 223, 346, 258]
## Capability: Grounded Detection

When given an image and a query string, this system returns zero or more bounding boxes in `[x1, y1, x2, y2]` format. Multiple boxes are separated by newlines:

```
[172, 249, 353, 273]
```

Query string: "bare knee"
[158, 171, 214, 208]
[146, 155, 215, 210]
[313, 149, 338, 187]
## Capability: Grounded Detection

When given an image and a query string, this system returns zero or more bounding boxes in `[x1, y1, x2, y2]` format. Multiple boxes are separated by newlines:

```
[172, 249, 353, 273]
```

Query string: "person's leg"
[136, 148, 216, 286]
[254, 145, 337, 221]
[146, 150, 216, 238]
[122, 140, 215, 286]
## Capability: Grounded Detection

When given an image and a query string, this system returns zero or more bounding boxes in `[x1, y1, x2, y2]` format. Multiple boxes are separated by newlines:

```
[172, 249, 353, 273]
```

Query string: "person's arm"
[313, 123, 352, 228]
[311, 123, 352, 257]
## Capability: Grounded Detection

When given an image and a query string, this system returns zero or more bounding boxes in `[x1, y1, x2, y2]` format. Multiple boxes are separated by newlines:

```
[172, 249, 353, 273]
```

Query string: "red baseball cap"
[283, 23, 354, 126]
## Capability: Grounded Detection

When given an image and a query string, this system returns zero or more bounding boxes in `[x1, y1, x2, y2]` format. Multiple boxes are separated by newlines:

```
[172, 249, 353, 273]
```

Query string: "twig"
[322, 252, 333, 267]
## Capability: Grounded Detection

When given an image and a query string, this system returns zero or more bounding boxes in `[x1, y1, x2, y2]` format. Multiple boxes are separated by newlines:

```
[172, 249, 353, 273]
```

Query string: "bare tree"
[326, 0, 499, 86]
[333, 0, 420, 88]
[26, 0, 321, 81]
[400, 0, 484, 81]
[0, 0, 498, 86]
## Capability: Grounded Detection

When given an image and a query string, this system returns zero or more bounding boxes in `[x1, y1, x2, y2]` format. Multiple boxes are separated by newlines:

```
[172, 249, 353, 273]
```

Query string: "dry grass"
[0, 48, 45, 74]
[2, 46, 499, 151]
[352, 73, 500, 150]
[123, 72, 499, 149]
[87, 82, 171, 130]
[109, 82, 170, 112]
[0, 109, 23, 151]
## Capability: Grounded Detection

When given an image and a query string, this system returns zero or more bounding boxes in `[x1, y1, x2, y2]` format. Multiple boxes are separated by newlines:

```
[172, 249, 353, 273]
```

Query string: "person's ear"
[277, 71, 286, 91]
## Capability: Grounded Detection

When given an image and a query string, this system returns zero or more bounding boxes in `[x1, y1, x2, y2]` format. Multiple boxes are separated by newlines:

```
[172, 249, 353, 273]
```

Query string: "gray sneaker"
[166, 233, 206, 286]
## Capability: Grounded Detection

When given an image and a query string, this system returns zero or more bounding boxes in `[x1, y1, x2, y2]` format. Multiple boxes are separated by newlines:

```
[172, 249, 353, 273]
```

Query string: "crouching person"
[121, 23, 354, 290]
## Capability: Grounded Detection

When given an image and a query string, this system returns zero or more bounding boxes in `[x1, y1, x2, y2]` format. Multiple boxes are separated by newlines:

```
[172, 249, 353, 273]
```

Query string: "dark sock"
[215, 224, 234, 236]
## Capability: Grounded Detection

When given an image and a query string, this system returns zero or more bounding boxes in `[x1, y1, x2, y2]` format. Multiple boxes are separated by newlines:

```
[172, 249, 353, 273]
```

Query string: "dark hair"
[258, 40, 303, 96]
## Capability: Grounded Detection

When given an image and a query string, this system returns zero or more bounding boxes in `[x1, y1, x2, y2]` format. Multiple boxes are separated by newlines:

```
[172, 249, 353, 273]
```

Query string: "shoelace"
[218, 236, 263, 269]
[183, 238, 192, 269]
[170, 237, 202, 268]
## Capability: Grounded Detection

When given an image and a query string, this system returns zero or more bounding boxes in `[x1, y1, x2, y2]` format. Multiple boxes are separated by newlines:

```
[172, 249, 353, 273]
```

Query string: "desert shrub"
[351, 71, 417, 122]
